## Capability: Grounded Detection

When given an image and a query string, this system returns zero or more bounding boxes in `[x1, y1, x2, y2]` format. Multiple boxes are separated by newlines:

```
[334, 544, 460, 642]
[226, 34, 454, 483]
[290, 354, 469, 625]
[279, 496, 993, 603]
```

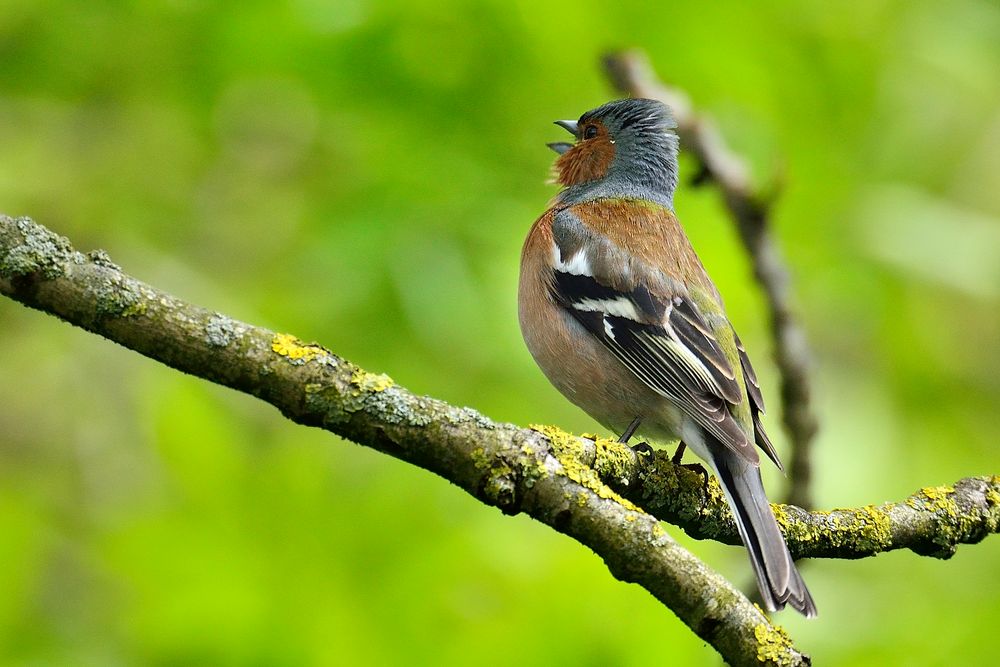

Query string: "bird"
[517, 98, 817, 617]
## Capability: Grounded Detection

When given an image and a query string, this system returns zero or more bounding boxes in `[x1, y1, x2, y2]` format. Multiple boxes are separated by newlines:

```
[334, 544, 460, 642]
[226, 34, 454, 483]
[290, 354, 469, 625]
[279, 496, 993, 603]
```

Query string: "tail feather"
[711, 446, 817, 618]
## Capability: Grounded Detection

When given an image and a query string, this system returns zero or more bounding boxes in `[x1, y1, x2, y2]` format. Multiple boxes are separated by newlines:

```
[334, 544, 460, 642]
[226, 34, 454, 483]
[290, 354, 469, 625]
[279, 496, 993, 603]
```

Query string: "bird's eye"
[583, 124, 598, 140]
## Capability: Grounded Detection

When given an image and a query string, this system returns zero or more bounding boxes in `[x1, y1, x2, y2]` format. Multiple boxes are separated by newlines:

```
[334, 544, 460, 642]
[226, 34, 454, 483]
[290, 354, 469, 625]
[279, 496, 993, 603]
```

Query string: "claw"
[630, 441, 655, 459]
[679, 461, 711, 514]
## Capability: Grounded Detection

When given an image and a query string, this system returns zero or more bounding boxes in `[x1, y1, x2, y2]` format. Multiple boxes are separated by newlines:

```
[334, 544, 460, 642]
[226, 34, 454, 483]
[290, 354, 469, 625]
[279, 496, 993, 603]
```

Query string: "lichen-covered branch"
[611, 450, 999, 560]
[603, 50, 820, 510]
[5, 217, 1000, 662]
[0, 214, 808, 666]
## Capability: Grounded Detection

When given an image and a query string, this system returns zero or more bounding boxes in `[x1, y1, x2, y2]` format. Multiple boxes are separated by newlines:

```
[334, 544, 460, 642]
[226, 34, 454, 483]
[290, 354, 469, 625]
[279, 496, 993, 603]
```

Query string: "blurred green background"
[2, 0, 999, 664]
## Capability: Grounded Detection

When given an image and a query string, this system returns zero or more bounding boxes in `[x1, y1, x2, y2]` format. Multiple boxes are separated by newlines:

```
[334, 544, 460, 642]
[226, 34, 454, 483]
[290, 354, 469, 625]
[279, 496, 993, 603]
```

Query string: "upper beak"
[547, 142, 573, 155]
[554, 119, 579, 136]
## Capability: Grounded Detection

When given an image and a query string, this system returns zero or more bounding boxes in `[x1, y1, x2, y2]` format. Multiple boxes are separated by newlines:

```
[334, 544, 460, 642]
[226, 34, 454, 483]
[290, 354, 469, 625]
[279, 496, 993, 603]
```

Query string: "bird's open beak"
[548, 120, 579, 154]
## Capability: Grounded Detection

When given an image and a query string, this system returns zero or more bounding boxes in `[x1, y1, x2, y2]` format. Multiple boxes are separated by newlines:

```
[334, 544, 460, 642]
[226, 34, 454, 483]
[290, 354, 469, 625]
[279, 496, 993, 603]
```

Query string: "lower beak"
[547, 142, 573, 155]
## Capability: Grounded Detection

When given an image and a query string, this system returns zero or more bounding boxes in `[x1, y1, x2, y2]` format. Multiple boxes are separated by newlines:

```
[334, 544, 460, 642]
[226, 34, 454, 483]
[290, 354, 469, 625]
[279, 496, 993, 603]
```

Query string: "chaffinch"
[518, 98, 816, 617]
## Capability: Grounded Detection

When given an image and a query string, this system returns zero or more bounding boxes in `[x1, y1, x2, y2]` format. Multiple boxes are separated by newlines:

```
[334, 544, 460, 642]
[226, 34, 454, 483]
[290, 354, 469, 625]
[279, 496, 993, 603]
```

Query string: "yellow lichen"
[530, 424, 641, 512]
[753, 622, 796, 666]
[122, 301, 147, 317]
[515, 442, 550, 487]
[271, 333, 328, 363]
[859, 505, 892, 544]
[921, 485, 951, 499]
[592, 435, 634, 484]
[349, 368, 395, 393]
[917, 485, 958, 516]
[471, 447, 490, 471]
[772, 503, 789, 528]
[773, 504, 818, 543]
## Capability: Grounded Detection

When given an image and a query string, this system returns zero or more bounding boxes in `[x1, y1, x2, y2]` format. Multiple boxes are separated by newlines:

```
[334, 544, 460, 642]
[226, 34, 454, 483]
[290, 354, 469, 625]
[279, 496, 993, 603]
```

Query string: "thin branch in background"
[603, 50, 820, 509]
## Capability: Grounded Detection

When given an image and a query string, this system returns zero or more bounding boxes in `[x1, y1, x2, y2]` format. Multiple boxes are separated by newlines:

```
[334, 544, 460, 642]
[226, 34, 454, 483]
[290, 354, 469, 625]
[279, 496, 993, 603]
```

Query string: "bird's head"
[548, 98, 679, 203]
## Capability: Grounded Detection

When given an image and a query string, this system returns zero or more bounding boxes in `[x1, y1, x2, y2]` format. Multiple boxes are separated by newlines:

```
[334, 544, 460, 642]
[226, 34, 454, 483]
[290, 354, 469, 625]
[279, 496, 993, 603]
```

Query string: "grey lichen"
[448, 405, 500, 430]
[204, 314, 248, 348]
[93, 272, 145, 319]
[367, 386, 433, 426]
[87, 249, 121, 271]
[301, 365, 429, 429]
[304, 382, 351, 427]
[0, 216, 83, 279]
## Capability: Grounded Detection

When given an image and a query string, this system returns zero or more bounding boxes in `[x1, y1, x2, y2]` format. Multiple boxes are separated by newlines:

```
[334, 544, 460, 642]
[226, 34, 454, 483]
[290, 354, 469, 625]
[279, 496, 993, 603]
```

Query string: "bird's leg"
[618, 416, 642, 443]
[685, 462, 711, 513]
[618, 416, 653, 459]
[671, 441, 687, 465]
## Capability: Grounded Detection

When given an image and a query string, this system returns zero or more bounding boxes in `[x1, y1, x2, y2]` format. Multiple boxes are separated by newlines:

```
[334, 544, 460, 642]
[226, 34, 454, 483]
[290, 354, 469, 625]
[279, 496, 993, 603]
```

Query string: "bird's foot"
[671, 442, 710, 514]
[681, 464, 711, 514]
[680, 461, 709, 489]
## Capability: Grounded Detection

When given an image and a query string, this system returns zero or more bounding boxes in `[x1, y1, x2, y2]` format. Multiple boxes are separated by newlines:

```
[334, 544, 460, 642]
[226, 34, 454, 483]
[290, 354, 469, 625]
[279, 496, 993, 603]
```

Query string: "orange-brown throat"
[553, 121, 615, 187]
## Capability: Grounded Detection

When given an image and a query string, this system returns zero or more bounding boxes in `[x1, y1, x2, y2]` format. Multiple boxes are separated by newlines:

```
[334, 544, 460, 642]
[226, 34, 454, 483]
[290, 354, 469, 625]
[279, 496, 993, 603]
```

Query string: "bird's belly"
[519, 300, 684, 445]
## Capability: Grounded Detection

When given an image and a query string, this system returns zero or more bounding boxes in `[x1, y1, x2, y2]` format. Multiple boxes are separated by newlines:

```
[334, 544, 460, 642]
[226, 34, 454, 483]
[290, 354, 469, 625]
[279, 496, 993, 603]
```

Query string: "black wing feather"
[551, 270, 752, 455]
[669, 298, 742, 403]
[734, 332, 782, 470]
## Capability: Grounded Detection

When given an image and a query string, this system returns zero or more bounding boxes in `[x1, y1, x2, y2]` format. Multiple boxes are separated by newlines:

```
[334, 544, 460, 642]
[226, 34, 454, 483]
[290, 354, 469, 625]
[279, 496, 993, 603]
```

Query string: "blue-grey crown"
[581, 98, 678, 140]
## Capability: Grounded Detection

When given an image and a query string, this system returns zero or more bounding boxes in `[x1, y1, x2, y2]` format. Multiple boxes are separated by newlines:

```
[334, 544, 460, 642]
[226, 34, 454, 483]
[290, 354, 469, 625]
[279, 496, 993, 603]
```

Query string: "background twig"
[603, 50, 820, 509]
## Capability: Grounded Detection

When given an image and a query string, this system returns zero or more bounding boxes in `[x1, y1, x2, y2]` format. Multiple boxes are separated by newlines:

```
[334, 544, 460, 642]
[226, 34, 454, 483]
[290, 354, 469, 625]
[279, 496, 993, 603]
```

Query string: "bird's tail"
[710, 447, 817, 617]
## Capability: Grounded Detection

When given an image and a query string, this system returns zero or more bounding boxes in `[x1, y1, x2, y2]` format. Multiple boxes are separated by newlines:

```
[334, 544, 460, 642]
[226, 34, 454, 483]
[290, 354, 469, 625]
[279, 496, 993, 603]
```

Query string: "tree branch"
[0, 214, 808, 666]
[603, 50, 820, 509]
[4, 215, 1000, 662]
[617, 452, 999, 560]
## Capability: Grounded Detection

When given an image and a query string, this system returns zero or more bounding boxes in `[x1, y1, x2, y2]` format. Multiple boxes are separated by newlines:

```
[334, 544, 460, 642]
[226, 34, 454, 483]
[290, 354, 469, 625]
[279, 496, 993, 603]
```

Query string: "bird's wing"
[549, 208, 758, 464]
[734, 331, 782, 470]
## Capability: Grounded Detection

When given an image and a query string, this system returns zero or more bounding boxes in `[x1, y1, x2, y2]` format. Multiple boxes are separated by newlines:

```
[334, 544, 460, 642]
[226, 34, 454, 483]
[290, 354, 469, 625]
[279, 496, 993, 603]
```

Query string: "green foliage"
[2, 0, 999, 664]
